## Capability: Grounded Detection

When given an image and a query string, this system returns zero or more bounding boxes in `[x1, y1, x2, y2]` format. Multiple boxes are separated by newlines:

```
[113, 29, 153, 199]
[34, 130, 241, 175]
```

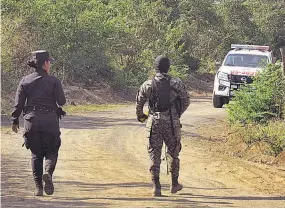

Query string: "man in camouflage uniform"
[136, 55, 190, 196]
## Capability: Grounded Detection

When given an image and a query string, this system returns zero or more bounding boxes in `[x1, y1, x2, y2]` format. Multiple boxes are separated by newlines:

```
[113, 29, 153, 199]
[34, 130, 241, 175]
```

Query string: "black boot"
[43, 173, 54, 195]
[152, 176, 161, 197]
[170, 176, 183, 193]
[34, 179, 43, 196]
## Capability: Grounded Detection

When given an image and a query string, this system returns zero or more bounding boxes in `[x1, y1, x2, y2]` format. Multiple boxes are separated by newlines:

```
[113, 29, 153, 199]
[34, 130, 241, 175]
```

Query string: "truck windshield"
[224, 54, 269, 68]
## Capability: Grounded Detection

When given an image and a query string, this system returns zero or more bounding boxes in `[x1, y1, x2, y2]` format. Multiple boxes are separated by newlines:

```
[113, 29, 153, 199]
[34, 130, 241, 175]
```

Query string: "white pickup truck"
[213, 44, 274, 108]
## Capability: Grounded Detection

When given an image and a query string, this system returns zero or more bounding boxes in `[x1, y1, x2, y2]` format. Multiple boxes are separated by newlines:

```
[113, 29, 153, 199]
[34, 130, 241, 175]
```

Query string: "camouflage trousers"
[147, 116, 181, 178]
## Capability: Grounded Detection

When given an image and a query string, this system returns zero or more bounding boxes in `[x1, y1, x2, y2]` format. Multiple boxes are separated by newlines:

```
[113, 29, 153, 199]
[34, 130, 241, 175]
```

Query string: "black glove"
[11, 118, 19, 133]
[12, 124, 19, 133]
[137, 114, 148, 123]
[57, 107, 66, 119]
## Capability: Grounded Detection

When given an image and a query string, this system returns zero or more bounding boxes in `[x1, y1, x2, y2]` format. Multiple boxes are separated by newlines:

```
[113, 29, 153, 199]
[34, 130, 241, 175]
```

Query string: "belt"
[24, 106, 56, 114]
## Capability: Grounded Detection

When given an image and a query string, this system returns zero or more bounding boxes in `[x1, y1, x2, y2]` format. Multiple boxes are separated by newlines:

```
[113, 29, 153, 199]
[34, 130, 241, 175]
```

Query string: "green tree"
[245, 0, 285, 56]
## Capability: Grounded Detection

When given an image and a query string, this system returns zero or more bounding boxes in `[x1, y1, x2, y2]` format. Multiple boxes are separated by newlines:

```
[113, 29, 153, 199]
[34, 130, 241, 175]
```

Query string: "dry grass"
[64, 104, 129, 113]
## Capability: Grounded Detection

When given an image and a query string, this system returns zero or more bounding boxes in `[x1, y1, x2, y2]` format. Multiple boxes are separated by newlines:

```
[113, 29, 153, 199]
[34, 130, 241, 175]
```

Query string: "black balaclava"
[154, 55, 170, 73]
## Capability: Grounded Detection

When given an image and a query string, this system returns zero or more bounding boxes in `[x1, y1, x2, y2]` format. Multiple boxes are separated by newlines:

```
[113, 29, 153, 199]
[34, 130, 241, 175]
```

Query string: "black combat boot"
[34, 179, 43, 196]
[152, 176, 162, 197]
[170, 176, 183, 193]
[43, 173, 54, 195]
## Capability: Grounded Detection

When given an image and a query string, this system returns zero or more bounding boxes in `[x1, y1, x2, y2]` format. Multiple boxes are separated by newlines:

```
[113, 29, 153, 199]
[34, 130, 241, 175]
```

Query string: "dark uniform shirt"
[12, 70, 66, 124]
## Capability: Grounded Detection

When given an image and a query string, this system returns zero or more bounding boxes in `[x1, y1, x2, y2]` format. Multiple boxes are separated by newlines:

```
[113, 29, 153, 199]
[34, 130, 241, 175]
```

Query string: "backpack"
[149, 75, 171, 112]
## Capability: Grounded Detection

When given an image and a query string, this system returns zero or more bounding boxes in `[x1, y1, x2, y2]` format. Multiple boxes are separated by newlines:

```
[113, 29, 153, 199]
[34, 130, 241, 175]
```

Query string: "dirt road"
[1, 97, 285, 207]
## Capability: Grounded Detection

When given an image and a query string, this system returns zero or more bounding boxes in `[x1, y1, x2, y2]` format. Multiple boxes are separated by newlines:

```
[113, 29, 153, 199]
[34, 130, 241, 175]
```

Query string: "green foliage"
[168, 65, 189, 80]
[199, 57, 216, 74]
[2, 0, 285, 94]
[245, 0, 285, 56]
[227, 64, 285, 157]
[112, 70, 149, 90]
[227, 64, 285, 123]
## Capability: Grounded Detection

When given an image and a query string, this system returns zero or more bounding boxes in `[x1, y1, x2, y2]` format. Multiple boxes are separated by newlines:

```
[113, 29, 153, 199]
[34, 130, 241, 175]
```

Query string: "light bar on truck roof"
[231, 44, 270, 51]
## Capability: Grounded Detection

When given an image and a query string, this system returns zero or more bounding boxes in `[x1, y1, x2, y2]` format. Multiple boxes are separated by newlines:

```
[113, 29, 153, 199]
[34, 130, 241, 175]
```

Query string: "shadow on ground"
[59, 115, 141, 130]
[2, 155, 284, 208]
[1, 155, 108, 208]
[179, 193, 285, 201]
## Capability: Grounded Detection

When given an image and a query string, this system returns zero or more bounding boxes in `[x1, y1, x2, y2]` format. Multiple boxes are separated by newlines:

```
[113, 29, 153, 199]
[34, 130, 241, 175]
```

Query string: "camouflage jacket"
[136, 73, 190, 127]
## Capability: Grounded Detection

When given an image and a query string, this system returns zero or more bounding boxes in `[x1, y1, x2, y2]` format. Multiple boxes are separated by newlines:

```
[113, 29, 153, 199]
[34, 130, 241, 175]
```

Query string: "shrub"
[227, 63, 285, 157]
[227, 63, 285, 124]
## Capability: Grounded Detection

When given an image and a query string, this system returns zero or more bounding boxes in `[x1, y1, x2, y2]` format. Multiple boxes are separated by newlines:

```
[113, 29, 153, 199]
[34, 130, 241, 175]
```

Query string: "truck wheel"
[224, 98, 229, 104]
[213, 94, 224, 108]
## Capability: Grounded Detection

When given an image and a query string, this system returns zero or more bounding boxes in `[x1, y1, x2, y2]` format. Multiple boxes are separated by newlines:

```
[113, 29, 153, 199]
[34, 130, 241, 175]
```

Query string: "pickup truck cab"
[213, 44, 273, 108]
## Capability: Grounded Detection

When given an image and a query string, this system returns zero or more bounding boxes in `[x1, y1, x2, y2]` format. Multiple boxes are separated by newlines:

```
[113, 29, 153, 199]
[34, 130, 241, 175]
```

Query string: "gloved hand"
[57, 107, 66, 119]
[137, 114, 148, 123]
[12, 124, 19, 133]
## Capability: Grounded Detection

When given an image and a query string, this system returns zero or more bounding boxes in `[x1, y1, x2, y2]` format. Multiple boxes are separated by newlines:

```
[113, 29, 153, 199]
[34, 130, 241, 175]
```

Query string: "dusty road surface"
[1, 97, 285, 207]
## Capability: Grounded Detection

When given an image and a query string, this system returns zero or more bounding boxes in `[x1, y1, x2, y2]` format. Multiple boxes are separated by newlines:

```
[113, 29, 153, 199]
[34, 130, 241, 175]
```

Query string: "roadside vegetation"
[227, 63, 285, 160]
[2, 1, 284, 101]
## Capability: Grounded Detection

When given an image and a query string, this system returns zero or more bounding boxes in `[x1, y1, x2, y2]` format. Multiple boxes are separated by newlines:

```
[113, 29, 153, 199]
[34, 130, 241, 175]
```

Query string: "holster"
[56, 107, 66, 119]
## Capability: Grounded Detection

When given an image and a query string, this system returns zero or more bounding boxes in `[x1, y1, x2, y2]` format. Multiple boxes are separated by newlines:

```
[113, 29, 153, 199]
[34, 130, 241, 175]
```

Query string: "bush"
[111, 70, 149, 91]
[227, 64, 285, 124]
[227, 63, 285, 157]
[168, 65, 189, 80]
[199, 57, 216, 74]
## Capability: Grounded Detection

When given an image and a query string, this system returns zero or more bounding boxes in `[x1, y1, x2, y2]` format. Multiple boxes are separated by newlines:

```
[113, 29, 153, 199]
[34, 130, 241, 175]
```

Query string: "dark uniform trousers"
[23, 111, 61, 181]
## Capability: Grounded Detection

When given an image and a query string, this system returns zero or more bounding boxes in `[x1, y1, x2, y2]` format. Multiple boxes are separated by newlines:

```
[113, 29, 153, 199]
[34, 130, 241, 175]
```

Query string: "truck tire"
[213, 94, 224, 108]
[224, 98, 230, 104]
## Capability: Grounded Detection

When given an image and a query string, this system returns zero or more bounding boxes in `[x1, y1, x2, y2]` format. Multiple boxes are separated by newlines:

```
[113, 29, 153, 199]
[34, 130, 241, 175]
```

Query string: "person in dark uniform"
[11, 50, 66, 196]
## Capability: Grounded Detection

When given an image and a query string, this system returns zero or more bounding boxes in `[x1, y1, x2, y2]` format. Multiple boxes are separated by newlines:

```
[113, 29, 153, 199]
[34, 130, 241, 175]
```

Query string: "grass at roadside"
[64, 103, 130, 114]
[1, 126, 12, 134]
[196, 119, 285, 166]
[229, 121, 285, 157]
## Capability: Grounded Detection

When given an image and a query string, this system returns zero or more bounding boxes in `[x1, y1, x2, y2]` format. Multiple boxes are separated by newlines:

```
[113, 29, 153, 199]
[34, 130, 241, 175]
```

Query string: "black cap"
[27, 50, 54, 68]
[31, 50, 54, 63]
[154, 55, 170, 73]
